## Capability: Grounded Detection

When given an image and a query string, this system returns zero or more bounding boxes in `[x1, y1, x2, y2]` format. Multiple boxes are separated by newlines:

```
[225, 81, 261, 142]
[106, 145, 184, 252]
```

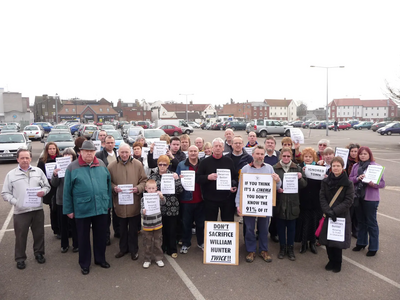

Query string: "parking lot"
[0, 128, 399, 300]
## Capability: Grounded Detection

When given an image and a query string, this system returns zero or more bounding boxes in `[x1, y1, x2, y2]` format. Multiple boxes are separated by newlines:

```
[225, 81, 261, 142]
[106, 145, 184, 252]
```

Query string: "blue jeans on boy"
[355, 200, 379, 251]
[181, 202, 205, 247]
[244, 216, 270, 252]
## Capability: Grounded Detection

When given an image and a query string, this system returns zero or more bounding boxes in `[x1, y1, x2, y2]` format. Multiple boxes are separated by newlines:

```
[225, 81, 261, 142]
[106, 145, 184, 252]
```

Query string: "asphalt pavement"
[0, 128, 399, 300]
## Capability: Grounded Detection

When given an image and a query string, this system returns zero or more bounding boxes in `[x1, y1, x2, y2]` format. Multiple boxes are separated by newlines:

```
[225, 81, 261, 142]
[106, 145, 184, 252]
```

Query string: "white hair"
[318, 139, 330, 147]
[118, 142, 131, 152]
[212, 137, 224, 146]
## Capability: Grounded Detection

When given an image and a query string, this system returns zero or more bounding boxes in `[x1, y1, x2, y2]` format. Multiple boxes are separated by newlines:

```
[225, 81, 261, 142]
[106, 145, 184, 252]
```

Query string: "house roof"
[58, 105, 118, 115]
[329, 98, 396, 107]
[161, 103, 210, 112]
[175, 112, 202, 120]
[264, 99, 293, 107]
[251, 102, 269, 107]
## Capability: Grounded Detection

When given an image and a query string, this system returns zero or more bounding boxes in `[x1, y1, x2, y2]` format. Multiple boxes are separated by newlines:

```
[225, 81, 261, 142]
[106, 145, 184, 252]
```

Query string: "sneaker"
[259, 251, 272, 262]
[246, 252, 256, 263]
[197, 244, 204, 251]
[155, 260, 164, 267]
[238, 218, 243, 224]
[180, 245, 190, 254]
[143, 261, 151, 269]
[192, 228, 196, 235]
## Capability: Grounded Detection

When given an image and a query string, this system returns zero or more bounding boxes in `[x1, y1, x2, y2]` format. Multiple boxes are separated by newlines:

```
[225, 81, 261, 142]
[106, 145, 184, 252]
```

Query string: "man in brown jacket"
[107, 143, 147, 260]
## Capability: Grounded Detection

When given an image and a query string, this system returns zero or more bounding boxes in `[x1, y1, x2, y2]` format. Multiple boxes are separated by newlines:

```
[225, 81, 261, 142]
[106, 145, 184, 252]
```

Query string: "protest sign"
[56, 156, 72, 178]
[216, 169, 231, 190]
[153, 141, 167, 159]
[335, 147, 349, 169]
[289, 128, 304, 144]
[93, 140, 101, 152]
[118, 184, 134, 205]
[283, 173, 298, 194]
[23, 187, 41, 207]
[161, 174, 175, 194]
[362, 165, 385, 185]
[181, 170, 195, 191]
[45, 162, 57, 180]
[143, 193, 161, 215]
[327, 218, 346, 242]
[304, 165, 326, 180]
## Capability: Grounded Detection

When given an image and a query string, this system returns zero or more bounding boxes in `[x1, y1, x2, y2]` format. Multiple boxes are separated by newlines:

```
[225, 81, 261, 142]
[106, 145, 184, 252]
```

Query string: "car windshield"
[85, 126, 97, 131]
[107, 131, 123, 140]
[102, 125, 114, 130]
[54, 125, 69, 129]
[0, 134, 25, 143]
[144, 129, 165, 138]
[3, 125, 17, 130]
[47, 134, 73, 142]
[128, 129, 142, 136]
[24, 126, 38, 131]
[123, 125, 131, 129]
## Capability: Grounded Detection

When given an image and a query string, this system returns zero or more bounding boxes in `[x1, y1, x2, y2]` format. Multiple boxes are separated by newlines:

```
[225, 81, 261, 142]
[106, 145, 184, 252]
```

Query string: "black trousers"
[204, 198, 235, 222]
[75, 214, 108, 269]
[326, 246, 342, 263]
[119, 215, 140, 254]
[57, 205, 78, 249]
[162, 215, 178, 255]
[48, 201, 59, 235]
[107, 207, 121, 239]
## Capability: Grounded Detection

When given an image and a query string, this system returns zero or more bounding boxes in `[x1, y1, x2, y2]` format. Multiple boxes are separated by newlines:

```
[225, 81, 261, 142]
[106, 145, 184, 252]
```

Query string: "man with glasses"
[280, 137, 302, 163]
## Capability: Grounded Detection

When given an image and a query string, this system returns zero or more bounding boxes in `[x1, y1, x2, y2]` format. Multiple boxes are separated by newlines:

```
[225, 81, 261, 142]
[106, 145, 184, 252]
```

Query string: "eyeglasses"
[158, 163, 168, 167]
[282, 155, 291, 158]
[319, 144, 327, 147]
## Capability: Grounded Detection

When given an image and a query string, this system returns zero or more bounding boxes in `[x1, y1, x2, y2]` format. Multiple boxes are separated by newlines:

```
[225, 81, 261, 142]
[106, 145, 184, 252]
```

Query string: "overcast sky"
[1, 0, 399, 109]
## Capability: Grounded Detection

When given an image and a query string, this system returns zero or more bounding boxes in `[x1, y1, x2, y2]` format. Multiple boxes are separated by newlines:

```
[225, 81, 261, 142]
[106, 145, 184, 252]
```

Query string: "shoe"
[197, 244, 204, 251]
[131, 253, 139, 260]
[309, 242, 317, 254]
[299, 242, 307, 254]
[106, 239, 111, 246]
[115, 251, 128, 258]
[366, 251, 377, 257]
[192, 228, 196, 235]
[245, 252, 256, 263]
[81, 267, 90, 275]
[325, 261, 334, 271]
[61, 246, 69, 253]
[35, 254, 46, 264]
[271, 235, 279, 243]
[238, 217, 243, 224]
[16, 261, 26, 270]
[178, 240, 183, 246]
[352, 245, 366, 251]
[332, 262, 342, 273]
[287, 245, 296, 261]
[143, 261, 151, 269]
[171, 253, 178, 259]
[180, 246, 190, 254]
[72, 247, 79, 253]
[278, 245, 286, 259]
[156, 260, 164, 267]
[114, 233, 120, 238]
[95, 261, 110, 268]
[259, 251, 272, 262]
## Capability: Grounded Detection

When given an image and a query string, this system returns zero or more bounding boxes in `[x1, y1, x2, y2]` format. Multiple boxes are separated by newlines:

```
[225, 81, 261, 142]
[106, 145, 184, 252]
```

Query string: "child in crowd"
[141, 180, 166, 269]
[318, 147, 335, 174]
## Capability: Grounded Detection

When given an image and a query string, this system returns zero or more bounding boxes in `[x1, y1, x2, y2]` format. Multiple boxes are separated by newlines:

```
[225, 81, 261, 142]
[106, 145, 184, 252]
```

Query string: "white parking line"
[374, 157, 400, 164]
[378, 212, 400, 222]
[0, 207, 13, 244]
[4, 224, 51, 232]
[165, 255, 206, 300]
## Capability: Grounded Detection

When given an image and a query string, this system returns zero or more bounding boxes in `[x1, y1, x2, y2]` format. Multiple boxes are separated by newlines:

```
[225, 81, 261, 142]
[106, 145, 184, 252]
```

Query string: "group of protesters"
[2, 128, 385, 275]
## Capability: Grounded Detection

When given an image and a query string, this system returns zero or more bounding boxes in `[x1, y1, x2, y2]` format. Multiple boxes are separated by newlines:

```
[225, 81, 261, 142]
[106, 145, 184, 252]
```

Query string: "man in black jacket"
[147, 136, 186, 172]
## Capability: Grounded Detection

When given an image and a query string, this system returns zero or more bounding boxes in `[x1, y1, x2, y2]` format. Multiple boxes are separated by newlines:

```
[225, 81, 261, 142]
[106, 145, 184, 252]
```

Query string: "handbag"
[315, 186, 344, 237]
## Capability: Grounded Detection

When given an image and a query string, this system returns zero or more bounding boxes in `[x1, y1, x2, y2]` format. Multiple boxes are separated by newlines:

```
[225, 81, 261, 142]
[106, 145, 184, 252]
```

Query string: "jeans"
[244, 216, 270, 252]
[355, 200, 379, 251]
[181, 202, 205, 247]
[276, 218, 296, 246]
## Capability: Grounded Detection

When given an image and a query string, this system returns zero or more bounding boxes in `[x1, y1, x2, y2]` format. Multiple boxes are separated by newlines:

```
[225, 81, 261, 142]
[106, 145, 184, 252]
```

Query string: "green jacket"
[63, 156, 112, 218]
[273, 161, 307, 220]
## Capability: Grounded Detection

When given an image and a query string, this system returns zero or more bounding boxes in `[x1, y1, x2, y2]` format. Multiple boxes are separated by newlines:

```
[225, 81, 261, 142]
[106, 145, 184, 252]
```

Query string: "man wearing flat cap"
[63, 140, 112, 275]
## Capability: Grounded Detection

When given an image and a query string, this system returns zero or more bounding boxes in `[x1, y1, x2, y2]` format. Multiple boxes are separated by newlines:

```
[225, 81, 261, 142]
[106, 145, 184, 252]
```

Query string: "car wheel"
[380, 132, 384, 135]
[387, 131, 392, 135]
[185, 130, 190, 135]
[260, 131, 267, 138]
[285, 131, 291, 137]
[346, 128, 349, 130]
[173, 131, 179, 136]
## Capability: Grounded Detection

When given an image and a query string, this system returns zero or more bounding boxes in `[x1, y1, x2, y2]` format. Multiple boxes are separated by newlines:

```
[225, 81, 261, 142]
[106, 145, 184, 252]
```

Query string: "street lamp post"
[310, 65, 344, 136]
[179, 93, 194, 123]
[55, 93, 59, 124]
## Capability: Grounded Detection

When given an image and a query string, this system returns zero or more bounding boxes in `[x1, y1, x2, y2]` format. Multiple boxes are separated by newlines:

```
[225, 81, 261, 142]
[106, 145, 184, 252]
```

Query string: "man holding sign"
[2, 149, 50, 270]
[235, 145, 281, 263]
[108, 144, 147, 260]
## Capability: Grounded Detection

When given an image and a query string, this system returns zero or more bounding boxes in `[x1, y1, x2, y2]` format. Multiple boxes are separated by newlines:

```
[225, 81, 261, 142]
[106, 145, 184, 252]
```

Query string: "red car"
[158, 125, 182, 136]
[328, 122, 351, 130]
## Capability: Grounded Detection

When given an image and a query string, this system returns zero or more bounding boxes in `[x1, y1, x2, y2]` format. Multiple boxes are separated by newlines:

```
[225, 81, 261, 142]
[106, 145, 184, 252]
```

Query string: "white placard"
[244, 147, 253, 155]
[327, 217, 345, 242]
[161, 174, 175, 194]
[304, 165, 326, 180]
[289, 128, 304, 144]
[143, 193, 161, 215]
[45, 162, 57, 180]
[93, 140, 101, 152]
[56, 156, 72, 178]
[153, 141, 167, 159]
[283, 173, 298, 194]
[217, 169, 231, 190]
[198, 152, 205, 159]
[240, 173, 275, 217]
[335, 147, 349, 169]
[118, 184, 134, 205]
[362, 165, 385, 185]
[180, 170, 195, 191]
[141, 147, 150, 158]
[204, 221, 239, 265]
[223, 152, 229, 156]
[23, 187, 41, 207]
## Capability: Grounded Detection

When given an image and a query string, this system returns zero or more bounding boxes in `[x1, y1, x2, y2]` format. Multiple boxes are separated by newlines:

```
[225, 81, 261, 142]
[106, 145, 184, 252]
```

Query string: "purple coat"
[349, 161, 385, 201]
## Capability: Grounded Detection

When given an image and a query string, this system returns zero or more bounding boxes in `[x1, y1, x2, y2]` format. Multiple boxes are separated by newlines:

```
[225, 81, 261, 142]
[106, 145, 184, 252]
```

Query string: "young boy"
[141, 179, 166, 268]
[317, 147, 335, 174]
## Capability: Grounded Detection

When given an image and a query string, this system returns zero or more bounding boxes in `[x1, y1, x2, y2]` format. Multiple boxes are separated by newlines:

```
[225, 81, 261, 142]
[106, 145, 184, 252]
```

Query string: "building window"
[128, 104, 133, 107]
[42, 104, 45, 109]
[391, 112, 394, 116]
[144, 112, 147, 115]
[52, 112, 55, 115]
[72, 108, 75, 112]
[365, 113, 368, 116]
[65, 108, 68, 112]
[391, 106, 394, 110]
[332, 106, 335, 110]
[239, 109, 241, 112]
[99, 108, 103, 112]
[371, 113, 373, 116]
[254, 112, 256, 116]
[247, 105, 250, 109]
[107, 108, 110, 112]
[260, 112, 262, 116]
[384, 113, 386, 116]
[45, 111, 48, 116]
[280, 112, 282, 115]
[377, 113, 379, 116]
[137, 112, 141, 116]
[377, 107, 379, 110]
[53, 105, 55, 109]
[264, 112, 267, 116]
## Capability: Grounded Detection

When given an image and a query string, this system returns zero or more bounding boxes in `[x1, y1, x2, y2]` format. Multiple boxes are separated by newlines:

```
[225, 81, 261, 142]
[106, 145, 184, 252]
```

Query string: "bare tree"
[385, 79, 400, 105]
[297, 102, 308, 118]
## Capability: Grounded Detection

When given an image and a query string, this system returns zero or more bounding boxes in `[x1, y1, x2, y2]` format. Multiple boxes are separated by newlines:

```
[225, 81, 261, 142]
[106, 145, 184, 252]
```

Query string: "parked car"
[309, 121, 320, 129]
[91, 129, 124, 149]
[8, 122, 21, 130]
[0, 132, 32, 161]
[316, 121, 327, 129]
[51, 124, 70, 131]
[123, 126, 145, 146]
[328, 122, 351, 130]
[117, 121, 129, 129]
[137, 121, 150, 129]
[32, 122, 53, 133]
[371, 121, 389, 132]
[201, 123, 207, 130]
[0, 122, 8, 131]
[43, 131, 75, 152]
[188, 121, 201, 129]
[1, 125, 19, 133]
[225, 121, 247, 131]
[122, 124, 133, 135]
[347, 120, 359, 127]
[101, 124, 115, 130]
[353, 121, 374, 130]
[301, 121, 313, 129]
[69, 123, 81, 135]
[143, 128, 166, 144]
[81, 125, 98, 138]
[290, 121, 303, 128]
[377, 122, 400, 135]
[246, 119, 292, 137]
[23, 125, 44, 140]
[158, 125, 182, 136]
[213, 122, 224, 130]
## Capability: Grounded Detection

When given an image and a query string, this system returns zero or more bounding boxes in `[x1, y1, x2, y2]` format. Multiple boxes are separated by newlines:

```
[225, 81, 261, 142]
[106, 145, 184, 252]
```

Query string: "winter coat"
[299, 162, 322, 211]
[349, 161, 385, 201]
[37, 155, 62, 205]
[319, 171, 354, 249]
[95, 148, 118, 167]
[273, 161, 307, 220]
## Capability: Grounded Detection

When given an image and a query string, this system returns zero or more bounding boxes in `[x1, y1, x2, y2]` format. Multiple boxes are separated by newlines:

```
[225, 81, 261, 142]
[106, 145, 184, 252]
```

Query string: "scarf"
[280, 160, 291, 173]
[355, 160, 370, 199]
[327, 170, 345, 189]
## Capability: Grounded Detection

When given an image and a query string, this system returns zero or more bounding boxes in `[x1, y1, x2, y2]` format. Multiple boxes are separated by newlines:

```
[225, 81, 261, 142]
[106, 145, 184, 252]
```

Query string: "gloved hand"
[326, 210, 337, 222]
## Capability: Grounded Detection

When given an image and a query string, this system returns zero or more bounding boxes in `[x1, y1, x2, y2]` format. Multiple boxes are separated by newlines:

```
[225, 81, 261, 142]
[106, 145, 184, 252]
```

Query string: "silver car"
[44, 131, 75, 152]
[246, 119, 293, 137]
[0, 133, 32, 161]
